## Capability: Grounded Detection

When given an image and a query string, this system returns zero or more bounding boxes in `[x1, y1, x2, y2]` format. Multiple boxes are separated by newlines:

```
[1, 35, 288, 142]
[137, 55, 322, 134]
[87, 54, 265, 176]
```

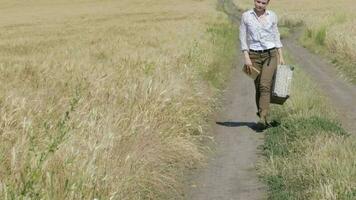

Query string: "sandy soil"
[185, 62, 267, 200]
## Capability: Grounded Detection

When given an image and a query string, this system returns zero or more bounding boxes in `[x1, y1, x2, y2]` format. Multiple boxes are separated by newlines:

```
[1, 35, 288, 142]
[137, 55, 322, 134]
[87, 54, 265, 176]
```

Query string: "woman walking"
[239, 0, 285, 129]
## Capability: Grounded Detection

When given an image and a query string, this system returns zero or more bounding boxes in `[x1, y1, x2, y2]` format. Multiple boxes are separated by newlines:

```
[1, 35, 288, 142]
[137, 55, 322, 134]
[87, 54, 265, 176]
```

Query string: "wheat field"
[0, 0, 236, 199]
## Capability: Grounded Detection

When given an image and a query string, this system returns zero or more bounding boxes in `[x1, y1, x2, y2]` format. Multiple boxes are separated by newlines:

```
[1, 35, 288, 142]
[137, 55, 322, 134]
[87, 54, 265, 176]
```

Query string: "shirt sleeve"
[239, 14, 249, 51]
[273, 13, 283, 48]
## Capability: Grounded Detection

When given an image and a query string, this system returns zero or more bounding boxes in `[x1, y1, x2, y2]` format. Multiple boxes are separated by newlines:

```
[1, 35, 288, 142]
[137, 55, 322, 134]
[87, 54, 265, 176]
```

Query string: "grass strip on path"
[259, 53, 356, 200]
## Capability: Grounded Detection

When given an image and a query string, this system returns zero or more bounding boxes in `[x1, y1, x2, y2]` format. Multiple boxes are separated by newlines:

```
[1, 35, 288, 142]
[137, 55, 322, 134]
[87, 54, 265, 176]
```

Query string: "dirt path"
[185, 2, 266, 199]
[186, 1, 356, 199]
[185, 60, 266, 200]
[284, 30, 356, 135]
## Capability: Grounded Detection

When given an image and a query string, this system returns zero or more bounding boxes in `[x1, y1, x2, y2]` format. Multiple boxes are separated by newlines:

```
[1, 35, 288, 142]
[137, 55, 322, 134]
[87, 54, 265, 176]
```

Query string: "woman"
[239, 0, 285, 129]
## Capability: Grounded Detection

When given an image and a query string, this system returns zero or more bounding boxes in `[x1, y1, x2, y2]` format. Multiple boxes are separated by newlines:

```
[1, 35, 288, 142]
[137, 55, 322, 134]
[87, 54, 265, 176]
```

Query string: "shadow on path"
[216, 121, 281, 133]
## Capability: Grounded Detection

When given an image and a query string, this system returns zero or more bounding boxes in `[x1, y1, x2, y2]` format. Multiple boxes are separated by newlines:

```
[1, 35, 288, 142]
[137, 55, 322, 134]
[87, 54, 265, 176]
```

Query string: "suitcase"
[271, 64, 294, 105]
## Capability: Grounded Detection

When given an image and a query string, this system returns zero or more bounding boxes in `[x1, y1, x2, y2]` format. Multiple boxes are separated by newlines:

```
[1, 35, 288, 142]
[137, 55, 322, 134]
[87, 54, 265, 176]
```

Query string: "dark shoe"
[256, 118, 267, 131]
[259, 119, 280, 130]
[256, 112, 260, 117]
[265, 121, 273, 128]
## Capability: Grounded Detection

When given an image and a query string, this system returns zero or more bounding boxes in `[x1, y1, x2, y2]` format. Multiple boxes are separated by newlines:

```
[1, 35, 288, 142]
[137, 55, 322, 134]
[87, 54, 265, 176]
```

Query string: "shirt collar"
[249, 9, 270, 17]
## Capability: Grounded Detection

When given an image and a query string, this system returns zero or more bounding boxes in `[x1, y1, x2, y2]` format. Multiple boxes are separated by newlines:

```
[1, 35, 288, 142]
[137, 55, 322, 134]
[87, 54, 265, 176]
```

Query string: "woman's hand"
[277, 48, 285, 65]
[244, 58, 253, 74]
[244, 51, 253, 74]
[279, 56, 285, 65]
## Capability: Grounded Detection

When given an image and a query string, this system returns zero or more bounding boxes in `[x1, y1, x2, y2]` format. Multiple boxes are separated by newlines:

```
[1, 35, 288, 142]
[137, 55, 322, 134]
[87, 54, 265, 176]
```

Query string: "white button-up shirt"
[239, 9, 283, 51]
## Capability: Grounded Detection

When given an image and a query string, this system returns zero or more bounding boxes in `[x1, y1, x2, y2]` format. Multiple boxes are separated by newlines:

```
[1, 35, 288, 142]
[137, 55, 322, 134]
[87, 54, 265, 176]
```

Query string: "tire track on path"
[186, 0, 356, 199]
[185, 51, 267, 200]
[185, 1, 267, 199]
[284, 29, 356, 135]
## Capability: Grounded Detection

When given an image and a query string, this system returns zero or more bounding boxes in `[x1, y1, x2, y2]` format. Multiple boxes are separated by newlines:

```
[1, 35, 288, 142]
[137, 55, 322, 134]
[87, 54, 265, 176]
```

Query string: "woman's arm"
[240, 14, 253, 73]
[239, 14, 249, 52]
[277, 48, 285, 65]
[273, 13, 284, 65]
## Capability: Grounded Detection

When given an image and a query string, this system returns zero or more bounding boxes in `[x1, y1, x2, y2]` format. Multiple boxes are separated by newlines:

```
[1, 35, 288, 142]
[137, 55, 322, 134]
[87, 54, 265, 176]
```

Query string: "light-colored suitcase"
[271, 64, 294, 105]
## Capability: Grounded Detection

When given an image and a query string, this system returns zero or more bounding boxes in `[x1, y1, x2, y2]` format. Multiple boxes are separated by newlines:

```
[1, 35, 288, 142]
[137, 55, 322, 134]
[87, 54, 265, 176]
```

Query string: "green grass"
[278, 19, 304, 39]
[302, 26, 327, 50]
[299, 17, 356, 83]
[315, 26, 327, 46]
[301, 26, 356, 83]
[259, 55, 356, 199]
[202, 21, 237, 89]
[264, 116, 346, 158]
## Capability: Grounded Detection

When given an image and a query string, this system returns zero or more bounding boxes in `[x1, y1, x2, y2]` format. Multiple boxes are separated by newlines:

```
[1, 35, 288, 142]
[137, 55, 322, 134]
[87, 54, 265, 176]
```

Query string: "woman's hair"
[255, 0, 270, 3]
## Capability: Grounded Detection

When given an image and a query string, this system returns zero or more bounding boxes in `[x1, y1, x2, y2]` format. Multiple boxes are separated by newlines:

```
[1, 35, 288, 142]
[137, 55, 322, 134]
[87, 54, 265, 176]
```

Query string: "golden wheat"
[0, 0, 234, 199]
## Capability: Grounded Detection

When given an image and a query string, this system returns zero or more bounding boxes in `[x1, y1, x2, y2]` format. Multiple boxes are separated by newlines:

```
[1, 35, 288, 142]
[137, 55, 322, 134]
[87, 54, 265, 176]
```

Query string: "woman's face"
[254, 0, 269, 12]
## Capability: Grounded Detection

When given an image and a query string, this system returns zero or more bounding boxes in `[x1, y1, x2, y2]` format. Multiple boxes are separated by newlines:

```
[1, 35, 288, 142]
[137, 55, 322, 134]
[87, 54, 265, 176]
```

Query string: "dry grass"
[234, 0, 356, 82]
[230, 1, 356, 197]
[0, 0, 236, 199]
[258, 53, 356, 199]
